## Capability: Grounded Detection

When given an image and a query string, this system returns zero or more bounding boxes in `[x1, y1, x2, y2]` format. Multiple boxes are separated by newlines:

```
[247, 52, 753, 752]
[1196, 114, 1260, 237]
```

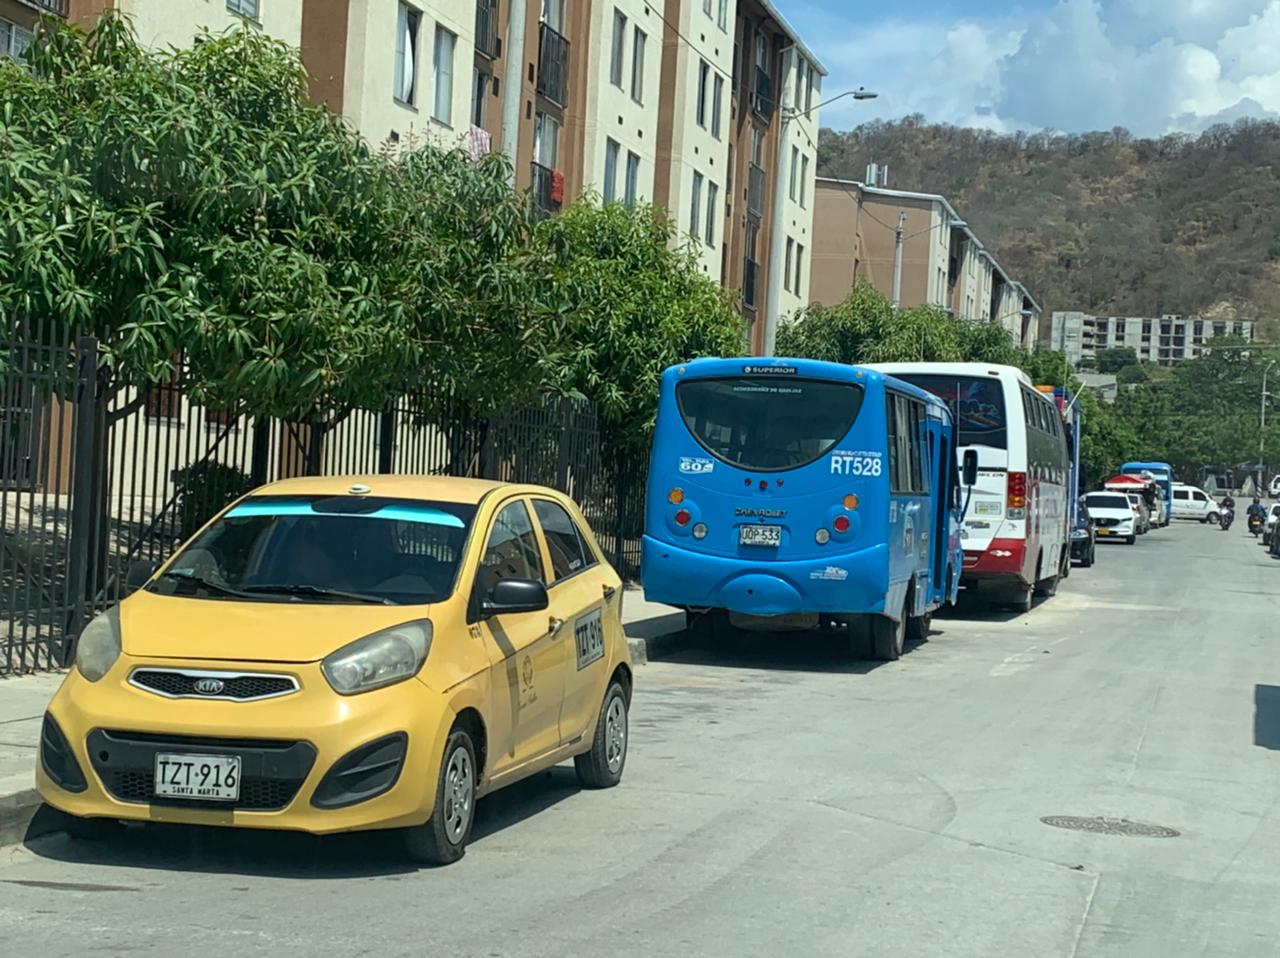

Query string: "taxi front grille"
[129, 669, 298, 702]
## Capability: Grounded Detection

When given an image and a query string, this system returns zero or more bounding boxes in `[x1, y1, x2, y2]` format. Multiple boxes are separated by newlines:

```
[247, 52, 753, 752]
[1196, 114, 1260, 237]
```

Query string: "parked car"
[1125, 492, 1151, 534]
[36, 476, 633, 865]
[1270, 475, 1280, 498]
[1170, 483, 1220, 523]
[1083, 491, 1139, 544]
[1070, 500, 1096, 567]
[1264, 503, 1280, 548]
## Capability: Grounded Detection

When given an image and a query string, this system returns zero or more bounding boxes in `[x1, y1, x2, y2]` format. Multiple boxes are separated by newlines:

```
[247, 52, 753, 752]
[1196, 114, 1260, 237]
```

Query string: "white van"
[1170, 483, 1219, 523]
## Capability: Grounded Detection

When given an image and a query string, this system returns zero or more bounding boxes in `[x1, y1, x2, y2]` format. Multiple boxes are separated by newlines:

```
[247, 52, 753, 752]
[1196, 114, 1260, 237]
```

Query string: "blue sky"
[786, 0, 1280, 135]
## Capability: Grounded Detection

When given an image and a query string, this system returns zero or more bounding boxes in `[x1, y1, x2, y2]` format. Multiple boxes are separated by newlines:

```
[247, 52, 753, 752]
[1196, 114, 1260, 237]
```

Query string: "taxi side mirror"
[483, 578, 549, 617]
[962, 449, 979, 487]
[125, 559, 159, 594]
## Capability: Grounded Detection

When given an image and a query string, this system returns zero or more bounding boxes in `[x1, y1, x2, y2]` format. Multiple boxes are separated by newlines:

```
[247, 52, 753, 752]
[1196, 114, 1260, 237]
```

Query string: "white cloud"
[792, 0, 1280, 134]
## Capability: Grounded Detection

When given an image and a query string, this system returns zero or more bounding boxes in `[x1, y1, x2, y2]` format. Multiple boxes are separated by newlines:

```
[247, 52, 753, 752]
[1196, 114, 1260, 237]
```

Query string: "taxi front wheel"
[575, 682, 629, 789]
[404, 728, 477, 866]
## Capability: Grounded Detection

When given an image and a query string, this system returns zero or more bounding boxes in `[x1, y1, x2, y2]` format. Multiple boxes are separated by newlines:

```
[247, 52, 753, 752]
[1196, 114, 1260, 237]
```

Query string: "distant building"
[810, 177, 1042, 349]
[1049, 312, 1255, 367]
[1076, 372, 1118, 403]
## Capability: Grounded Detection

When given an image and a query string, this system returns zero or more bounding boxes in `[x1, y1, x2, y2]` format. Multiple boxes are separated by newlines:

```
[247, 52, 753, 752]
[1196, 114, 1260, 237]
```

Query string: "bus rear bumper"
[641, 537, 890, 616]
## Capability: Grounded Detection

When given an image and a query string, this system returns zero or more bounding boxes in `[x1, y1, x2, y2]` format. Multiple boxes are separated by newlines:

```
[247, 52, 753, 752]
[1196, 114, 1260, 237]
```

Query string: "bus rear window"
[675, 377, 865, 471]
[892, 374, 1007, 450]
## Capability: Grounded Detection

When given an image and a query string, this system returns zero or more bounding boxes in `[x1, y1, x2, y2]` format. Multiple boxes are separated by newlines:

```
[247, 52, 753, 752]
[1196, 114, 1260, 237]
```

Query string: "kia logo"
[193, 678, 225, 695]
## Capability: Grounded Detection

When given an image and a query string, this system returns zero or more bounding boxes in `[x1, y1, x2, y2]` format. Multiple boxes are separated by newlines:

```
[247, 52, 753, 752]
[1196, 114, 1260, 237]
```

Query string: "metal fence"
[0, 324, 648, 676]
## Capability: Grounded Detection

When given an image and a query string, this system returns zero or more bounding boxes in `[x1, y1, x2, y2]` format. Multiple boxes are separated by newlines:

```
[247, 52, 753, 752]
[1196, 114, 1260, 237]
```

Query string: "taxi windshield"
[150, 496, 477, 606]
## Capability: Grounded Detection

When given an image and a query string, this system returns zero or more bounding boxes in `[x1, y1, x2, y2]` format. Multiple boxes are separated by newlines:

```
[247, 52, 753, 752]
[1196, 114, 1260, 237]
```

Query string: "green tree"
[1095, 347, 1140, 374]
[1116, 362, 1149, 384]
[530, 200, 744, 450]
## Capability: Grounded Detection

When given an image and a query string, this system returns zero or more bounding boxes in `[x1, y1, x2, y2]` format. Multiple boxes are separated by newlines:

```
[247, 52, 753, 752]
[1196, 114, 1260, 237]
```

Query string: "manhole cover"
[1040, 815, 1180, 838]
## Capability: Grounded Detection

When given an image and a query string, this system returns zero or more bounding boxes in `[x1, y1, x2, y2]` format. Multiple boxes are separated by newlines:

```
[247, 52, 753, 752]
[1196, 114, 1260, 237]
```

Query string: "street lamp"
[783, 87, 879, 121]
[1261, 359, 1276, 494]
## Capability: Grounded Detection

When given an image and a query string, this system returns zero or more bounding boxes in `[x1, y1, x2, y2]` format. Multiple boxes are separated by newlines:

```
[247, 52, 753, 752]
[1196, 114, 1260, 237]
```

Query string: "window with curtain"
[433, 27, 456, 124]
[631, 28, 646, 103]
[610, 10, 627, 88]
[394, 3, 421, 105]
[603, 139, 620, 203]
[624, 152, 640, 206]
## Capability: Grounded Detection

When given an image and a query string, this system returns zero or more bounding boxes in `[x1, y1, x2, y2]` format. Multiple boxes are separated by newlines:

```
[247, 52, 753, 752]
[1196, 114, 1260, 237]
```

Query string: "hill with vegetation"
[817, 117, 1280, 337]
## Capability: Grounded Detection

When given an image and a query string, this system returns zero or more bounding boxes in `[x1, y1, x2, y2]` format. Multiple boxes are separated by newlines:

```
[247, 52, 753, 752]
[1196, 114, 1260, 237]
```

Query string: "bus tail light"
[843, 494, 859, 509]
[674, 509, 691, 527]
[833, 515, 851, 534]
[815, 528, 831, 544]
[692, 522, 708, 539]
[1007, 471, 1027, 519]
[668, 488, 685, 505]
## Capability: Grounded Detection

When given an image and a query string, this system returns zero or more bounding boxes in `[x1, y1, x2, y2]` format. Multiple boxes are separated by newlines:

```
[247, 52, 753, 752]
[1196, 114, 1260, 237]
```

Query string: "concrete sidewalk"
[0, 588, 687, 847]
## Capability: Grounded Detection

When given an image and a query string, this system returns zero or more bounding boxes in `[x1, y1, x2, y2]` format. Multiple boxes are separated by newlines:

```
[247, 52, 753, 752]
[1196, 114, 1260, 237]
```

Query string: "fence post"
[63, 336, 99, 663]
[378, 408, 396, 474]
[250, 418, 270, 487]
[555, 398, 572, 491]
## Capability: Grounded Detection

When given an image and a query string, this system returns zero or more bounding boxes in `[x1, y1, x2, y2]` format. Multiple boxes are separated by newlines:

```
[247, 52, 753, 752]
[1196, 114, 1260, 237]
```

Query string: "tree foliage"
[1095, 347, 1140, 374]
[0, 16, 739, 440]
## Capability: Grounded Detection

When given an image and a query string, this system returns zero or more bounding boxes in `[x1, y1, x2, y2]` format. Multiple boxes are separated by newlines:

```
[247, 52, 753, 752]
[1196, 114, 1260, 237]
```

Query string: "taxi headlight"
[75, 608, 121, 683]
[322, 620, 433, 695]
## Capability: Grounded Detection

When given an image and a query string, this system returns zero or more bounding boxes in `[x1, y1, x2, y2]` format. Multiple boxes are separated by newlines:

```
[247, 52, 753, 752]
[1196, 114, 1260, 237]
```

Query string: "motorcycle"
[1249, 513, 1264, 537]
[1220, 507, 1235, 531]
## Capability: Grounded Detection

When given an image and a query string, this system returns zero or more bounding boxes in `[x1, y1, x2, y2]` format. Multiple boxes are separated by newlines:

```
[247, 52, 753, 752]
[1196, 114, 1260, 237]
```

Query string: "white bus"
[870, 363, 1071, 612]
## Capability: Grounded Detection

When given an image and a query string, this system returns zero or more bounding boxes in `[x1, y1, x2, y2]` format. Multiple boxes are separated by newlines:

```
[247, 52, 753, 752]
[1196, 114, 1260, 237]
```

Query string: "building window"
[796, 245, 806, 297]
[696, 60, 710, 127]
[631, 28, 646, 104]
[625, 151, 640, 207]
[534, 111, 560, 168]
[603, 138, 620, 203]
[433, 27, 456, 124]
[227, 0, 260, 18]
[789, 146, 798, 200]
[785, 238, 794, 292]
[542, 0, 565, 31]
[691, 172, 703, 239]
[610, 10, 627, 89]
[711, 74, 724, 138]
[703, 0, 712, 15]
[705, 182, 718, 247]
[0, 19, 34, 63]
[394, 3, 421, 105]
[805, 61, 815, 111]
[800, 155, 809, 208]
[718, 0, 728, 30]
[471, 67, 489, 127]
[793, 60, 804, 111]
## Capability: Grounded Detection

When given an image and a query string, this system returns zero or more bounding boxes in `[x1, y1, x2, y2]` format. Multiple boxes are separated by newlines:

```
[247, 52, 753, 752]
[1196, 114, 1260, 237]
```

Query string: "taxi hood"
[119, 589, 434, 664]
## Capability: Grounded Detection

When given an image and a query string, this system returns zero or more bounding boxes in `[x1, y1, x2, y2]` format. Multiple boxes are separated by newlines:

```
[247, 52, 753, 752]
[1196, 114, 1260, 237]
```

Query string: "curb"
[626, 629, 685, 665]
[0, 783, 52, 849]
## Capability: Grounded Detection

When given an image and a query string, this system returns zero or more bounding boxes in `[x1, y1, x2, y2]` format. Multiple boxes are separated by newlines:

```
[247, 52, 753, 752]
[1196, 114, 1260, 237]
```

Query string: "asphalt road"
[3, 521, 1280, 957]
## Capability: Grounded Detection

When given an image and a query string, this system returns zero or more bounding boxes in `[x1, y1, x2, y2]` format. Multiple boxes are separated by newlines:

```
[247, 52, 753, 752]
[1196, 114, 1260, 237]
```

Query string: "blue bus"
[642, 357, 967, 661]
[1121, 461, 1173, 524]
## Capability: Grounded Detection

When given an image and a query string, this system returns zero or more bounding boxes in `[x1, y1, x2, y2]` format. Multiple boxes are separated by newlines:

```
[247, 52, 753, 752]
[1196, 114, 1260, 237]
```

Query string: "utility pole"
[1261, 360, 1276, 494]
[500, 0, 529, 181]
[890, 211, 905, 311]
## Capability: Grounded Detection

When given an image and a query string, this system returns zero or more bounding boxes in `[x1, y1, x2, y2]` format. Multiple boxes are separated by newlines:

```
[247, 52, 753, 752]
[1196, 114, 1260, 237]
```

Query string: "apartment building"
[810, 177, 1043, 349]
[1049, 312, 1255, 368]
[720, 0, 825, 353]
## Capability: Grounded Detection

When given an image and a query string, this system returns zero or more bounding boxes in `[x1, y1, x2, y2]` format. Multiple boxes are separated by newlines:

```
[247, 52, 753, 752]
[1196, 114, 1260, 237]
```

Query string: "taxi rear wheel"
[404, 729, 476, 866]
[575, 681, 628, 789]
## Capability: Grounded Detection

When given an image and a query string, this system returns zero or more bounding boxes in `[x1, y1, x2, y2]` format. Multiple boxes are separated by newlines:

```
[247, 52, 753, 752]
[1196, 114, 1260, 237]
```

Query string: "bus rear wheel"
[871, 608, 906, 661]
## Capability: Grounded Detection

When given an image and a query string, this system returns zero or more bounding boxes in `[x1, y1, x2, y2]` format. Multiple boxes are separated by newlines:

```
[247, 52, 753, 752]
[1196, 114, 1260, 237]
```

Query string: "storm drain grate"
[1040, 815, 1180, 838]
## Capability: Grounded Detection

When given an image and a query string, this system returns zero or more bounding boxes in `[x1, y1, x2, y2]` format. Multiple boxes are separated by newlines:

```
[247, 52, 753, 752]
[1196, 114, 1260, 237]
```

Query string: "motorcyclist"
[1248, 497, 1267, 522]
[1220, 493, 1236, 512]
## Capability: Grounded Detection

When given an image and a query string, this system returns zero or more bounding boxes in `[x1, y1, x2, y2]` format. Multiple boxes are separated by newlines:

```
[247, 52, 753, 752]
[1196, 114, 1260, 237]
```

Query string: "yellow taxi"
[37, 476, 632, 865]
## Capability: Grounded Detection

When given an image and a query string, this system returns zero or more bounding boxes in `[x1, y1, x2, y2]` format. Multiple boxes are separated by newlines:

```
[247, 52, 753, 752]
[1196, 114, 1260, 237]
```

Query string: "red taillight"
[674, 509, 691, 527]
[833, 515, 851, 533]
[1007, 471, 1027, 510]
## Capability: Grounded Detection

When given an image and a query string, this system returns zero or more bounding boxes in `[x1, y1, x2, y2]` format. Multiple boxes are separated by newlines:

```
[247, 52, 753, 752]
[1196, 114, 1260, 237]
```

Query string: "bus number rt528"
[831, 455, 882, 476]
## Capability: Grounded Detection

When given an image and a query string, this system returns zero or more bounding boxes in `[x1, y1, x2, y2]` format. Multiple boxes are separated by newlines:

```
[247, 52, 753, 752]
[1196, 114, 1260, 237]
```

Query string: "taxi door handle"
[547, 616, 565, 639]
[603, 585, 617, 600]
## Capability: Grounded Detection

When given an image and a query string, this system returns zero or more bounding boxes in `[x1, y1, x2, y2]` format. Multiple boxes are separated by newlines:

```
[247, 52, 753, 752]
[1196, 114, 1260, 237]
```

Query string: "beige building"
[1049, 312, 1255, 368]
[810, 177, 1043, 349]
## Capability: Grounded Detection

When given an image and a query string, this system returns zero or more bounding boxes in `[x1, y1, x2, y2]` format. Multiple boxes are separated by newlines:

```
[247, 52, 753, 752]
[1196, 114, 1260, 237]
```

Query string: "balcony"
[474, 0, 499, 59]
[18, 0, 68, 15]
[530, 161, 561, 218]
[743, 260, 759, 311]
[747, 163, 766, 218]
[751, 68, 774, 119]
[536, 21, 570, 107]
